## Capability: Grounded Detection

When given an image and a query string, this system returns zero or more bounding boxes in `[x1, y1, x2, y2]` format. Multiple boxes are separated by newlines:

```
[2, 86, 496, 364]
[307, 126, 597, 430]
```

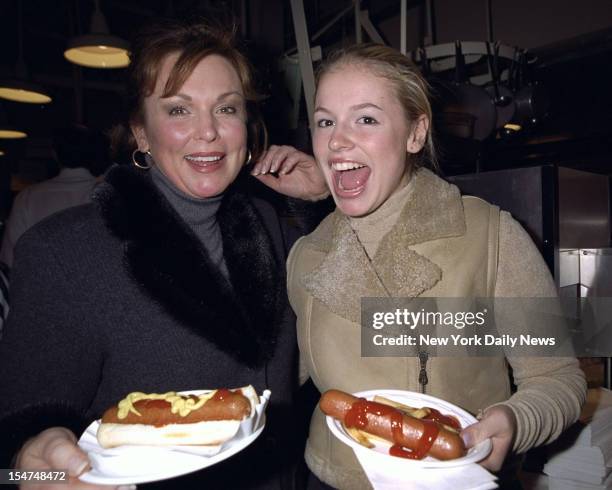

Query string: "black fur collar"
[93, 165, 283, 368]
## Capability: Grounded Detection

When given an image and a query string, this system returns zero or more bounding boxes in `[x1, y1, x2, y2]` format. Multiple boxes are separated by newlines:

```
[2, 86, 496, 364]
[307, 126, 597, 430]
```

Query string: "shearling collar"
[300, 168, 466, 323]
[92, 164, 283, 368]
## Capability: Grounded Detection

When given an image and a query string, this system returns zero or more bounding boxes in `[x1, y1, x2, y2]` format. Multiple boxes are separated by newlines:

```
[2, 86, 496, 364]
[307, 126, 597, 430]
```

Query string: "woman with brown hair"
[0, 19, 325, 490]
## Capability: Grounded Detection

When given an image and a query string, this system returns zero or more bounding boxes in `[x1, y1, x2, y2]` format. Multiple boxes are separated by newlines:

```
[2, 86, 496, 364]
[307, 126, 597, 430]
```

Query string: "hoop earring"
[244, 149, 252, 166]
[132, 149, 151, 170]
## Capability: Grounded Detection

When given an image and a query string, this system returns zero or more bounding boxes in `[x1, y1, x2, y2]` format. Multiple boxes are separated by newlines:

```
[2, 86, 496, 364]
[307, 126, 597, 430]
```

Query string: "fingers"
[17, 427, 88, 477]
[252, 145, 312, 176]
[38, 428, 89, 477]
[252, 145, 328, 200]
[461, 405, 516, 472]
[16, 428, 130, 490]
[274, 151, 308, 175]
[251, 145, 285, 175]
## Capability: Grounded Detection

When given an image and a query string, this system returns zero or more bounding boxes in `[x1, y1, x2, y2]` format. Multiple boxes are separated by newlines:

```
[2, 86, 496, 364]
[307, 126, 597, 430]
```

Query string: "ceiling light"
[64, 0, 129, 69]
[0, 80, 52, 104]
[504, 123, 522, 132]
[0, 150, 5, 156]
[0, 129, 27, 139]
[0, 0, 52, 104]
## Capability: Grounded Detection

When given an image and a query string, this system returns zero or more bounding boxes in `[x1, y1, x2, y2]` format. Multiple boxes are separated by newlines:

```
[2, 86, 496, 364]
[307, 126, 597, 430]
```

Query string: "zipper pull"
[418, 350, 429, 393]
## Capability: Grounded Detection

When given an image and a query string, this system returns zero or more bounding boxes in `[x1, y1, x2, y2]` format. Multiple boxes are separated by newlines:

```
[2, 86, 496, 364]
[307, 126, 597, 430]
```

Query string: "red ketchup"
[212, 388, 233, 401]
[345, 399, 450, 460]
[423, 407, 461, 430]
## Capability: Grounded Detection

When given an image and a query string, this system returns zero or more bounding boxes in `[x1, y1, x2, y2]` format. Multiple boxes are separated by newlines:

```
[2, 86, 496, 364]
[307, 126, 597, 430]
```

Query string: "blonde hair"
[316, 43, 437, 170]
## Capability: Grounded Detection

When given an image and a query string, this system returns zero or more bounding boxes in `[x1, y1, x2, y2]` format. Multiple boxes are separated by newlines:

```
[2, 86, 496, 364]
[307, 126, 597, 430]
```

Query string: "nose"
[195, 113, 218, 142]
[328, 124, 354, 151]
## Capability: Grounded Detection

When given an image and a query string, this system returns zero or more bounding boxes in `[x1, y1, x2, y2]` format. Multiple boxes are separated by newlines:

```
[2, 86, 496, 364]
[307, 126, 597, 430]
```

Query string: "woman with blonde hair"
[287, 43, 585, 489]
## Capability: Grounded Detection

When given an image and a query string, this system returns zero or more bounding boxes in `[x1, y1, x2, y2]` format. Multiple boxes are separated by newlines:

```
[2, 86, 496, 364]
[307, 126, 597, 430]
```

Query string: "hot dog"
[97, 386, 258, 448]
[320, 389, 466, 460]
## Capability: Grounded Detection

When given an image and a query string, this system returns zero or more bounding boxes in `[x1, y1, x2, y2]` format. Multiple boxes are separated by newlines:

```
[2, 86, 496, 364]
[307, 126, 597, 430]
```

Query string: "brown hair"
[315, 43, 437, 170]
[113, 19, 266, 161]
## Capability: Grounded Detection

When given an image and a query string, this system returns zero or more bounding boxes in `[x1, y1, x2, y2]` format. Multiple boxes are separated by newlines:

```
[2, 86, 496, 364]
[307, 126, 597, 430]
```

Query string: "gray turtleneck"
[151, 165, 229, 278]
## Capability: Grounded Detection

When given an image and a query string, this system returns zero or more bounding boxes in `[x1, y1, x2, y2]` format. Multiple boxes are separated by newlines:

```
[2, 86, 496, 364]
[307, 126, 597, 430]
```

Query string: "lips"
[185, 152, 225, 172]
[329, 159, 371, 198]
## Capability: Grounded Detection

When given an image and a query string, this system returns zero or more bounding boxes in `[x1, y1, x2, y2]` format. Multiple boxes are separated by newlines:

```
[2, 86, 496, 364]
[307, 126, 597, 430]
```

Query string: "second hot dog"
[320, 389, 466, 460]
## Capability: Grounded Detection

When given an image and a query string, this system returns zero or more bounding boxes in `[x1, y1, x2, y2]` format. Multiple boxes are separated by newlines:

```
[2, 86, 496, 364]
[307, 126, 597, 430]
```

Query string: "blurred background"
[1, 0, 611, 204]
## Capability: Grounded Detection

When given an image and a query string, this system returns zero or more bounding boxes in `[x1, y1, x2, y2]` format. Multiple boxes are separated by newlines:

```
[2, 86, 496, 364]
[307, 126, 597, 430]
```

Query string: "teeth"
[331, 162, 366, 171]
[185, 155, 222, 162]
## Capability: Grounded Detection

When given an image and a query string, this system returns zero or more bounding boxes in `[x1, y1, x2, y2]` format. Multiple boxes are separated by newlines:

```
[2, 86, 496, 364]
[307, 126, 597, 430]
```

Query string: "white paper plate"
[78, 389, 270, 485]
[326, 389, 492, 469]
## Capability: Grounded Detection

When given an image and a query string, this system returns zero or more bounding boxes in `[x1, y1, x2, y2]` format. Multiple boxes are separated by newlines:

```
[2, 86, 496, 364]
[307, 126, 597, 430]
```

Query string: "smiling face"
[132, 53, 247, 198]
[313, 63, 427, 217]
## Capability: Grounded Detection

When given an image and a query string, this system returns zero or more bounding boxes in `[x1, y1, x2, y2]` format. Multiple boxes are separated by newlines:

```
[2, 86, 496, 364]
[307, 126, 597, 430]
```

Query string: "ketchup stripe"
[344, 398, 442, 460]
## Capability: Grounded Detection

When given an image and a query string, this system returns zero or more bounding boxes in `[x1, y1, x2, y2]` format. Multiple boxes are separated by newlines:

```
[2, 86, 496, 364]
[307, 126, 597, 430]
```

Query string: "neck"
[348, 176, 415, 258]
[151, 165, 228, 277]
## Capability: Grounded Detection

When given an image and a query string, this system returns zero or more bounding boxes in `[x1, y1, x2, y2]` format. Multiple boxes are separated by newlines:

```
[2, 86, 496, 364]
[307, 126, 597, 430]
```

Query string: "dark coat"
[0, 165, 301, 489]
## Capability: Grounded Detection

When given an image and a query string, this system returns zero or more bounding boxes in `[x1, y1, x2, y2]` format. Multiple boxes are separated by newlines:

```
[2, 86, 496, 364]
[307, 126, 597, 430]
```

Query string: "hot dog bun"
[97, 386, 259, 448]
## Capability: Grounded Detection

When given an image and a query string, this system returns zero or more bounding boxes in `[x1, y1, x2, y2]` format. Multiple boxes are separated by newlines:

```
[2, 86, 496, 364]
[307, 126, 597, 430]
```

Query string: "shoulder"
[495, 210, 556, 296]
[15, 203, 105, 262]
[9, 186, 36, 211]
[497, 209, 546, 267]
[9, 203, 113, 295]
[461, 195, 500, 222]
[23, 203, 101, 238]
[297, 211, 339, 252]
[285, 207, 339, 279]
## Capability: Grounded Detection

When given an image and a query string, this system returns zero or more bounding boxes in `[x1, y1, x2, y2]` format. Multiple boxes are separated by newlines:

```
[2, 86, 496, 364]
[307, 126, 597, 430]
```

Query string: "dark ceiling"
[0, 0, 611, 202]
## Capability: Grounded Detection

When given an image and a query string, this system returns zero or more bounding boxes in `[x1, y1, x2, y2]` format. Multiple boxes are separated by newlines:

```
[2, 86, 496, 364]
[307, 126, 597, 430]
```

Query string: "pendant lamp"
[0, 0, 52, 104]
[64, 0, 130, 69]
[0, 106, 27, 139]
[0, 129, 27, 139]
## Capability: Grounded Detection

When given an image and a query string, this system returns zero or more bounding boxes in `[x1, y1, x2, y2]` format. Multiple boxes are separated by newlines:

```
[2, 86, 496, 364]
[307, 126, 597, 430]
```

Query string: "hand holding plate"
[460, 404, 516, 471]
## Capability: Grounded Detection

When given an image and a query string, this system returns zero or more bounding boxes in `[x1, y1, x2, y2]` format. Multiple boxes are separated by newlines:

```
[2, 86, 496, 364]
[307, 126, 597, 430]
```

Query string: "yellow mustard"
[116, 391, 217, 419]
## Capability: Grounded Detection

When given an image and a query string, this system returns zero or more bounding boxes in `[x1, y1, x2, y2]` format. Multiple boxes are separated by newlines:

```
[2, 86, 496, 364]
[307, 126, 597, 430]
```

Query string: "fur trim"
[300, 169, 465, 322]
[93, 165, 282, 368]
[0, 402, 88, 468]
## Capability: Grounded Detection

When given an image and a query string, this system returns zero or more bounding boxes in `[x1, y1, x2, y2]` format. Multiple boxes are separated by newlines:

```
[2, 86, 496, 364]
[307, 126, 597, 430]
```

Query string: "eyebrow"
[217, 91, 245, 101]
[162, 93, 192, 102]
[314, 102, 383, 113]
[161, 91, 245, 102]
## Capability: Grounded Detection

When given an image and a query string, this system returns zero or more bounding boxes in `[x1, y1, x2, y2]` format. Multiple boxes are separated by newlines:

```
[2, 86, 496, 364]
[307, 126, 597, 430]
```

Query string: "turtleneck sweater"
[348, 175, 415, 259]
[151, 165, 229, 278]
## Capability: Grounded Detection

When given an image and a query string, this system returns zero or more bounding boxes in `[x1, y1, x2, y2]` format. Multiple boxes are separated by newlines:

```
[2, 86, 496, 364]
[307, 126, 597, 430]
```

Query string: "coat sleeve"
[492, 211, 586, 454]
[0, 224, 103, 467]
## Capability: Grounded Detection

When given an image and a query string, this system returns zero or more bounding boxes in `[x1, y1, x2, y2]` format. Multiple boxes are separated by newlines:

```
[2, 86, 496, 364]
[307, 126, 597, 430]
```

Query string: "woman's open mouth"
[330, 160, 371, 198]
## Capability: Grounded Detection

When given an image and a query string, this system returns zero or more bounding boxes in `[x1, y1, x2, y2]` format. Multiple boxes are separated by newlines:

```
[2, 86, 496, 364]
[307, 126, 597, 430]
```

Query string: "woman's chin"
[335, 196, 374, 218]
[184, 174, 237, 199]
[186, 183, 229, 199]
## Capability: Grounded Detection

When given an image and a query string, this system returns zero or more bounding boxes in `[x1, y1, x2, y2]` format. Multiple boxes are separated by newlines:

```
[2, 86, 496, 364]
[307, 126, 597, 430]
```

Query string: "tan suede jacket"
[287, 168, 586, 489]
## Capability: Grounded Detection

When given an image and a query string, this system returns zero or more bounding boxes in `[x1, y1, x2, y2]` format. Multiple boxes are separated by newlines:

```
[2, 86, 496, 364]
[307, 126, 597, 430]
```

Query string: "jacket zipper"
[418, 350, 429, 393]
[348, 222, 431, 395]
